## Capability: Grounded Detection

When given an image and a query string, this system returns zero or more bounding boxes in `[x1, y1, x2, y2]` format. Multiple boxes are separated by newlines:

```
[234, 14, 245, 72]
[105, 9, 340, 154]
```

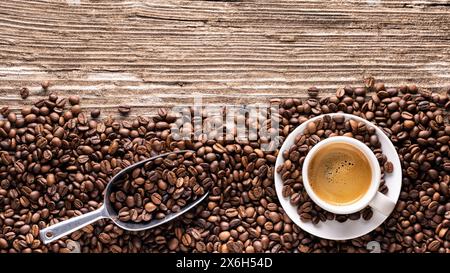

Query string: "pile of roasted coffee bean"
[109, 151, 213, 223]
[277, 114, 391, 223]
[276, 84, 449, 252]
[0, 81, 449, 253]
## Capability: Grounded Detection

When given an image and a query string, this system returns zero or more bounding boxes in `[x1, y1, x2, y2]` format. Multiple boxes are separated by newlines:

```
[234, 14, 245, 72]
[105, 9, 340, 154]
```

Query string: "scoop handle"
[40, 205, 108, 244]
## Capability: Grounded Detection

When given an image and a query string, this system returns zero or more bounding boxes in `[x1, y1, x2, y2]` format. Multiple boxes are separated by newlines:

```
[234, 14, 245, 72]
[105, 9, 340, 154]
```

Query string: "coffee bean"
[181, 234, 192, 246]
[227, 241, 244, 253]
[219, 231, 231, 242]
[300, 213, 312, 222]
[90, 109, 101, 118]
[401, 111, 413, 120]
[362, 208, 373, 221]
[68, 95, 80, 105]
[384, 161, 394, 173]
[307, 121, 317, 134]
[144, 202, 157, 213]
[118, 105, 131, 115]
[225, 208, 238, 218]
[336, 88, 345, 98]
[333, 114, 345, 124]
[150, 193, 162, 205]
[41, 80, 50, 89]
[71, 105, 82, 115]
[99, 233, 112, 244]
[370, 135, 379, 146]
[79, 145, 94, 155]
[125, 196, 135, 207]
[428, 240, 441, 252]
[307, 87, 319, 98]
[20, 87, 29, 99]
[0, 238, 8, 249]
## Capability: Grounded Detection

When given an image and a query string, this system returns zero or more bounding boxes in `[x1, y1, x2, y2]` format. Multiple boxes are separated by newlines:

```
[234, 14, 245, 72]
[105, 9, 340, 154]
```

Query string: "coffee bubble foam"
[323, 153, 356, 185]
[308, 143, 372, 205]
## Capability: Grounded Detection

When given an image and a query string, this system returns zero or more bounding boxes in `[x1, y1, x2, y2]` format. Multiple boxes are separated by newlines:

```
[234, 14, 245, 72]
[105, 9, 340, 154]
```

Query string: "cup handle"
[368, 192, 396, 216]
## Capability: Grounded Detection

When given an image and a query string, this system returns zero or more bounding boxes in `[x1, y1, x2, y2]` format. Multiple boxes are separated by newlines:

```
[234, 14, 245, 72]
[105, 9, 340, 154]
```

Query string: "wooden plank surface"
[1, 0, 450, 117]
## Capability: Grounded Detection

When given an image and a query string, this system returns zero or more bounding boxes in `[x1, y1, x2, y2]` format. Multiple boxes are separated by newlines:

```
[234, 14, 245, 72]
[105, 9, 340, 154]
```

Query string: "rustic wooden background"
[1, 0, 449, 117]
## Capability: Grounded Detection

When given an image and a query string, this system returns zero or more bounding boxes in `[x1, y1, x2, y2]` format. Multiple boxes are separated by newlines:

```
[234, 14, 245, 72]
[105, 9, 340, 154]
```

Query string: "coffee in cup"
[307, 142, 372, 205]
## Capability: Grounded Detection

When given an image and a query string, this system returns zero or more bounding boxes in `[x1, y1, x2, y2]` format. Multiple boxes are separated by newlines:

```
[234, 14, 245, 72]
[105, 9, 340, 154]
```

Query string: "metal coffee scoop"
[40, 150, 209, 244]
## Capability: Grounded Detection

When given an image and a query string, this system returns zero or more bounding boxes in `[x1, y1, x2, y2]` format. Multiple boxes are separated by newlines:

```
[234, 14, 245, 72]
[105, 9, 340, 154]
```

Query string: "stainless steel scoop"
[39, 150, 209, 244]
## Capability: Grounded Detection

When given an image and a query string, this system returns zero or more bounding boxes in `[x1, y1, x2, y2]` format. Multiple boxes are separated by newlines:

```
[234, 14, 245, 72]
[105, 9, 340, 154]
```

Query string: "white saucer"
[274, 113, 402, 240]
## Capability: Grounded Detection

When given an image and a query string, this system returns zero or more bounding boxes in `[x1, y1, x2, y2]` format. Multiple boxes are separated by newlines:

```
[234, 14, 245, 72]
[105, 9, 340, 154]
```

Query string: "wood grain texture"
[0, 0, 449, 117]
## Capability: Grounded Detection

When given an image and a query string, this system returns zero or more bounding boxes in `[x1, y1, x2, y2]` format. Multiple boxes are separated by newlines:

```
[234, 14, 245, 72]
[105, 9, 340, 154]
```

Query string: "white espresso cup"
[302, 136, 396, 216]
